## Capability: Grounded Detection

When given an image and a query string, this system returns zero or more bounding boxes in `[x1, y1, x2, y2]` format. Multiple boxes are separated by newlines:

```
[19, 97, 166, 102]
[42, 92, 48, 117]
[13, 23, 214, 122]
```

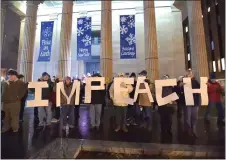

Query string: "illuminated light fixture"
[202, 15, 203, 18]
[221, 58, 225, 70]
[188, 53, 190, 61]
[212, 61, 216, 72]
[208, 7, 211, 12]
[185, 26, 188, 33]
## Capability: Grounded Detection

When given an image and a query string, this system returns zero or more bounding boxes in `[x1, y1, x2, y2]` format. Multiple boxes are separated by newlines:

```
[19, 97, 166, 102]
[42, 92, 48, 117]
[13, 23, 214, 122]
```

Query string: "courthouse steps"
[30, 138, 224, 159]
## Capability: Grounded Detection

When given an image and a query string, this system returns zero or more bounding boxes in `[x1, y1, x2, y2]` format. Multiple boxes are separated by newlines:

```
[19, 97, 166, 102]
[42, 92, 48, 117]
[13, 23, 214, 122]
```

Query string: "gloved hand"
[144, 79, 151, 85]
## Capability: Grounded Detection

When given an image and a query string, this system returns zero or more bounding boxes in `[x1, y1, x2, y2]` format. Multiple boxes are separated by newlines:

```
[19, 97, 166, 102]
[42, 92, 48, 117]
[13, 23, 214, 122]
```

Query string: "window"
[211, 41, 214, 50]
[218, 59, 221, 72]
[188, 53, 190, 61]
[91, 30, 101, 45]
[185, 26, 188, 33]
[208, 7, 211, 12]
[221, 58, 225, 70]
[212, 61, 216, 72]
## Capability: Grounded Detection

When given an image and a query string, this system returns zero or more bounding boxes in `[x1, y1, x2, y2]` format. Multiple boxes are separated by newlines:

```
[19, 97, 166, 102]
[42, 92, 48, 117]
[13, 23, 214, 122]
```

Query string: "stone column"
[58, 1, 73, 78]
[143, 1, 159, 80]
[100, 1, 112, 83]
[187, 1, 209, 78]
[1, 3, 7, 53]
[19, 1, 41, 82]
[17, 17, 25, 72]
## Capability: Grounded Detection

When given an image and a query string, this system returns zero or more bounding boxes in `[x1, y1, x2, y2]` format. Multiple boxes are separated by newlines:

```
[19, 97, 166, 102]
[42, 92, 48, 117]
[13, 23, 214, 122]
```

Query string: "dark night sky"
[1, 7, 20, 70]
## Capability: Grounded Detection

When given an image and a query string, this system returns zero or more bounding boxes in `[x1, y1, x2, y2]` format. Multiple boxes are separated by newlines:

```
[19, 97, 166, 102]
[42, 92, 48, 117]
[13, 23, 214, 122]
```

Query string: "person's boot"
[122, 126, 128, 132]
[114, 126, 121, 132]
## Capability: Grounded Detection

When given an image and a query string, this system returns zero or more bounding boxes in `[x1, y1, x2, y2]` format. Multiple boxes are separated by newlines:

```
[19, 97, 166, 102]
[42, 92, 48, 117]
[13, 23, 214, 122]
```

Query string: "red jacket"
[207, 82, 223, 102]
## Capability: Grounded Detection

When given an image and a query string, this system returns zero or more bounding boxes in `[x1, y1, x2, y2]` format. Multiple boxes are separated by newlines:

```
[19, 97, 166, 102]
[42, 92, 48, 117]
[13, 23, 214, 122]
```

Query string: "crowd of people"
[1, 69, 225, 140]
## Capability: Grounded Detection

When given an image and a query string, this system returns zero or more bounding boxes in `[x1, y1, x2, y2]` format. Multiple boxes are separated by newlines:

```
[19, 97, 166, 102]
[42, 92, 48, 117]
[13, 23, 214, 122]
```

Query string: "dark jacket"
[129, 80, 137, 99]
[107, 80, 114, 99]
[174, 82, 186, 106]
[42, 80, 53, 100]
[90, 81, 106, 104]
[191, 78, 200, 106]
[158, 86, 175, 114]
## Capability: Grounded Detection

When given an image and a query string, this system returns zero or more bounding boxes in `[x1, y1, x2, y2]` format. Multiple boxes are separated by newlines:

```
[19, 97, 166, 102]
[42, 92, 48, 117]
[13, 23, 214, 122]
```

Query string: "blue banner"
[38, 21, 54, 62]
[77, 17, 92, 60]
[120, 15, 136, 59]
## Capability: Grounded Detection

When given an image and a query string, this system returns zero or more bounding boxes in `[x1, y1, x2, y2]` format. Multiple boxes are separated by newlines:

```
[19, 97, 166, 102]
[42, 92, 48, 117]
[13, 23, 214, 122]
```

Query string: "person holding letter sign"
[110, 73, 133, 132]
[37, 72, 53, 129]
[1, 69, 26, 133]
[89, 73, 106, 131]
[137, 70, 154, 132]
[183, 70, 200, 138]
[205, 73, 225, 126]
[60, 76, 75, 129]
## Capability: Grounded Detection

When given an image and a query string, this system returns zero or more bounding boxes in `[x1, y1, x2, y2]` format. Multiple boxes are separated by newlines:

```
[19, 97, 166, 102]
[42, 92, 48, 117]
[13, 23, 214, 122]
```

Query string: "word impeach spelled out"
[27, 77, 209, 107]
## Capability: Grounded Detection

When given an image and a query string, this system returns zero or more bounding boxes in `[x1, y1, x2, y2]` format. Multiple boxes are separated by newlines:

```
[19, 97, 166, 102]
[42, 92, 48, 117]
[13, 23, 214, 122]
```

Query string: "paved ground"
[1, 103, 225, 159]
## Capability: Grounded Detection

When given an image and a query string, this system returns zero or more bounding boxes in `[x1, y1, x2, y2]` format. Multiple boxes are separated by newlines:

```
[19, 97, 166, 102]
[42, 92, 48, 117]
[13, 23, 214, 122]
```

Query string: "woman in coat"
[109, 73, 133, 132]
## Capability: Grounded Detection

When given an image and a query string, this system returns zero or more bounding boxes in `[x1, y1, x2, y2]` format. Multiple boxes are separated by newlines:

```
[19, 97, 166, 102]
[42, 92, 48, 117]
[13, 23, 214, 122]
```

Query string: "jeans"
[52, 104, 60, 119]
[204, 101, 224, 122]
[38, 105, 52, 126]
[89, 104, 102, 127]
[61, 105, 74, 126]
[19, 100, 26, 121]
[115, 106, 127, 128]
[158, 105, 174, 132]
[183, 106, 199, 134]
[141, 107, 152, 126]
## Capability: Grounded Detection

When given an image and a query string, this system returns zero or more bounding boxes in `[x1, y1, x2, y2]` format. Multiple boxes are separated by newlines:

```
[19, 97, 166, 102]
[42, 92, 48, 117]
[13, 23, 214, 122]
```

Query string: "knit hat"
[64, 76, 71, 81]
[42, 72, 49, 77]
[129, 72, 136, 78]
[139, 70, 147, 76]
[210, 72, 216, 79]
[177, 76, 184, 82]
[118, 72, 125, 77]
[7, 69, 18, 76]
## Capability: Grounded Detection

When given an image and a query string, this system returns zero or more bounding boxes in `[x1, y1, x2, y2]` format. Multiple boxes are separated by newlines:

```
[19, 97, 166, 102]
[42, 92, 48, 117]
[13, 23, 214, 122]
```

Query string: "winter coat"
[207, 81, 224, 102]
[1, 79, 27, 103]
[42, 80, 53, 100]
[174, 83, 186, 106]
[60, 83, 76, 106]
[90, 81, 106, 104]
[138, 79, 155, 107]
[158, 86, 175, 115]
[129, 80, 137, 99]
[109, 82, 133, 107]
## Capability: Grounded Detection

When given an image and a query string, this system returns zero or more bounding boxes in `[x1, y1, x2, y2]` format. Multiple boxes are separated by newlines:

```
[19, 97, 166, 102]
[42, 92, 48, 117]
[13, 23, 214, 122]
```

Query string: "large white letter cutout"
[114, 77, 134, 105]
[134, 77, 154, 103]
[27, 82, 49, 107]
[56, 80, 81, 106]
[155, 79, 179, 106]
[183, 77, 208, 106]
[84, 77, 105, 103]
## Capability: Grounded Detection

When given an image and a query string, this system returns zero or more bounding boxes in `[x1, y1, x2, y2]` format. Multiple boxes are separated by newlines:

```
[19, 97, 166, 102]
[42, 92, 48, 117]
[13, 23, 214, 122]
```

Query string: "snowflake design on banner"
[120, 25, 128, 35]
[78, 19, 84, 25]
[77, 27, 84, 36]
[125, 33, 136, 45]
[84, 22, 91, 30]
[86, 17, 91, 21]
[82, 34, 91, 46]
[128, 19, 135, 28]
[120, 16, 127, 23]
[42, 27, 52, 37]
[129, 15, 134, 19]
